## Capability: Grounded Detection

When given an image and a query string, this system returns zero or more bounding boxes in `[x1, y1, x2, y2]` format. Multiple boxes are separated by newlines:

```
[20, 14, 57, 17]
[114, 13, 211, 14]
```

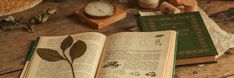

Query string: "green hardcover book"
[138, 12, 218, 66]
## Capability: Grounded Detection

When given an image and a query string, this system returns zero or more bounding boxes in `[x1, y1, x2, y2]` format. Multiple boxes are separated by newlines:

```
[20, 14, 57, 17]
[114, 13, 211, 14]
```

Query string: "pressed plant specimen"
[37, 36, 87, 78]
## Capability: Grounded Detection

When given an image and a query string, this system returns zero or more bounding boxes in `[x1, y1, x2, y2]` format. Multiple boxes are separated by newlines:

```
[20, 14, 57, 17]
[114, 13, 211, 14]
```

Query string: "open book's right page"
[96, 31, 176, 78]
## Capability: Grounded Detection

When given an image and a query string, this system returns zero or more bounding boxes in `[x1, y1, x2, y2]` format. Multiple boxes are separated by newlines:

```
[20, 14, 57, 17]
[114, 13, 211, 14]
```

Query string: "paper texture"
[96, 31, 176, 78]
[198, 8, 234, 58]
[24, 32, 106, 78]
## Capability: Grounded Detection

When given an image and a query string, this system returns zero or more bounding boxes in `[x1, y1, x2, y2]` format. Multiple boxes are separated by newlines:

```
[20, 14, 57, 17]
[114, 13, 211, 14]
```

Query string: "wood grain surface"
[0, 0, 234, 78]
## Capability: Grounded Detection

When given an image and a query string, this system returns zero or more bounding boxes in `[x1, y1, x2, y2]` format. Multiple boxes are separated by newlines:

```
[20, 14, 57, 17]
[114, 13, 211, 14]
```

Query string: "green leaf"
[37, 48, 64, 62]
[70, 40, 87, 61]
[60, 36, 73, 52]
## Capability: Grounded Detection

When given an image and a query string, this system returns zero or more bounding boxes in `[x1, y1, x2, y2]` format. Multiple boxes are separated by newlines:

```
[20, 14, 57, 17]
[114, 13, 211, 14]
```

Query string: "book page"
[96, 31, 176, 78]
[25, 32, 106, 78]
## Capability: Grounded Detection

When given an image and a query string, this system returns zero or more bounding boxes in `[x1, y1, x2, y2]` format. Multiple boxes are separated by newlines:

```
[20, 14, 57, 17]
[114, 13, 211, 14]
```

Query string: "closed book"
[138, 12, 218, 66]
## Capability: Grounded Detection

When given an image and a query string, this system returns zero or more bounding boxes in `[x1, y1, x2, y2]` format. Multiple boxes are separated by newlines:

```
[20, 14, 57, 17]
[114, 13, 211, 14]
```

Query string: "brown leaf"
[70, 40, 87, 61]
[60, 36, 73, 52]
[37, 48, 64, 62]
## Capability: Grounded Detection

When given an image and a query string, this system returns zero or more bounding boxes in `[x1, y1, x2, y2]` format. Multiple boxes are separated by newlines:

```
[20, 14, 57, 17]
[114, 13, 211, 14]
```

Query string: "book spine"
[20, 37, 40, 78]
[27, 37, 40, 61]
[172, 32, 179, 78]
[137, 17, 144, 31]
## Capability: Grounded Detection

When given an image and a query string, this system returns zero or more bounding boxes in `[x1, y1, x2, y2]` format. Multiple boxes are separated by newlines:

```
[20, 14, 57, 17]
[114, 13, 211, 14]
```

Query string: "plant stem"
[67, 60, 75, 78]
[62, 51, 75, 78]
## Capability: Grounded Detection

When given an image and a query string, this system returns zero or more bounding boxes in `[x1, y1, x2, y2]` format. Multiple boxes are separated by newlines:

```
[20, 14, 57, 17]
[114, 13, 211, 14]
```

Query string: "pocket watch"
[84, 1, 115, 18]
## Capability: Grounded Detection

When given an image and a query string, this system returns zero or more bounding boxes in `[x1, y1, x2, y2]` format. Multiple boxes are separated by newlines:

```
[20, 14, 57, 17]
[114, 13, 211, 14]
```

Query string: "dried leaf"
[70, 40, 87, 61]
[60, 36, 73, 52]
[37, 48, 64, 62]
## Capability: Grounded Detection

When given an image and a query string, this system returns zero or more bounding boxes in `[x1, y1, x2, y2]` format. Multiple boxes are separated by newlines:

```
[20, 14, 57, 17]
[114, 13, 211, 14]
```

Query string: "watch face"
[84, 1, 115, 18]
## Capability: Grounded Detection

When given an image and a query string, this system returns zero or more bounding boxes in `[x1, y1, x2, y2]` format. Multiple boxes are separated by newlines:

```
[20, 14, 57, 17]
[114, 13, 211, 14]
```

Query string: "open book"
[20, 31, 177, 78]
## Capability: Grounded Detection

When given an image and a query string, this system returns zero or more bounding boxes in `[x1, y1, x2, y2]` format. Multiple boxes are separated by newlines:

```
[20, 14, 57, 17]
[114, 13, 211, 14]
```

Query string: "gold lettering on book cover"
[146, 14, 210, 54]
[147, 18, 157, 30]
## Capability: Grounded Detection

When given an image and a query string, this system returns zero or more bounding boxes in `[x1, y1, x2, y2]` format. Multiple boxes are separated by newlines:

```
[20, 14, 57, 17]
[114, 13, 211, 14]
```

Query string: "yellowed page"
[24, 32, 106, 78]
[165, 32, 177, 78]
[96, 31, 176, 78]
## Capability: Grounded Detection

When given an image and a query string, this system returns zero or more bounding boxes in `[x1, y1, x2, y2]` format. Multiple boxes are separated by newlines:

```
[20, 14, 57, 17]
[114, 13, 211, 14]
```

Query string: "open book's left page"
[24, 32, 106, 78]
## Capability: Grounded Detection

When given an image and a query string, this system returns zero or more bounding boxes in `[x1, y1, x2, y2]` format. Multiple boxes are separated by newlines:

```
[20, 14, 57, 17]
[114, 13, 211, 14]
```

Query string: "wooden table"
[0, 0, 234, 78]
